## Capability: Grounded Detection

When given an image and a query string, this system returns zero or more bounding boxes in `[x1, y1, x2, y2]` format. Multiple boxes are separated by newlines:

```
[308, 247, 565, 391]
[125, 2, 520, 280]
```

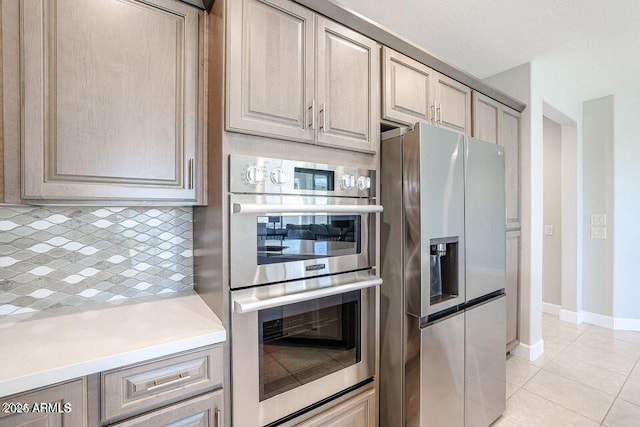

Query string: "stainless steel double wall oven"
[229, 155, 381, 426]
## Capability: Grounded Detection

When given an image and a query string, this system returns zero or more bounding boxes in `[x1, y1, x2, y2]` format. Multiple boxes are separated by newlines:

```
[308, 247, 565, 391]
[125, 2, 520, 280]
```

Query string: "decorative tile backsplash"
[0, 206, 193, 316]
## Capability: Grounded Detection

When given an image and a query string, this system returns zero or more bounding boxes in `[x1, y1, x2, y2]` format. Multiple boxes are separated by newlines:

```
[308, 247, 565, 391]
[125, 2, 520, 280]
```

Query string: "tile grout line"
[518, 332, 606, 424]
[600, 353, 640, 425]
[504, 320, 591, 425]
[540, 321, 625, 424]
[513, 320, 640, 424]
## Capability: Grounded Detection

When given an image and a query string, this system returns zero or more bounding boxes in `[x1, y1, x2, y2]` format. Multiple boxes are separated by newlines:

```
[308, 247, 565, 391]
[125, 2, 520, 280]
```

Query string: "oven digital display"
[294, 168, 334, 191]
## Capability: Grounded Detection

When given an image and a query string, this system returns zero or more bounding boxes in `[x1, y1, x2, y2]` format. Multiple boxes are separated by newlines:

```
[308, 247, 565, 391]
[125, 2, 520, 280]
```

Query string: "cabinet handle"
[215, 409, 222, 426]
[188, 159, 194, 190]
[309, 100, 315, 130]
[437, 103, 442, 124]
[319, 102, 326, 131]
[430, 104, 436, 123]
[144, 372, 192, 392]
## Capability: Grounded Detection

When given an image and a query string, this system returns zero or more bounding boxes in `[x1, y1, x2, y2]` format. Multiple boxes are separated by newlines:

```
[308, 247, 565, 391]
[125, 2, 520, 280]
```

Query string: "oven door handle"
[233, 277, 383, 313]
[232, 203, 383, 215]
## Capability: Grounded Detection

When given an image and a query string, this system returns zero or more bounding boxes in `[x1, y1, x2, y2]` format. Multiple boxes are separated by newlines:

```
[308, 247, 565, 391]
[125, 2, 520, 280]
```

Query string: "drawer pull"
[144, 372, 192, 392]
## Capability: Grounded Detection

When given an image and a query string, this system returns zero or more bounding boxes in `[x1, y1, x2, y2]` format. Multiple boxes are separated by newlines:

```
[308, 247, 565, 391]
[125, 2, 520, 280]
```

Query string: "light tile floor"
[494, 314, 640, 427]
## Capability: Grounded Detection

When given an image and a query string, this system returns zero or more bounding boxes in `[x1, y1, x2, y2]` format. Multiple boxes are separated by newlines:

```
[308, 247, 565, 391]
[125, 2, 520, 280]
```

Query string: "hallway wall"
[582, 96, 614, 317]
[543, 117, 562, 306]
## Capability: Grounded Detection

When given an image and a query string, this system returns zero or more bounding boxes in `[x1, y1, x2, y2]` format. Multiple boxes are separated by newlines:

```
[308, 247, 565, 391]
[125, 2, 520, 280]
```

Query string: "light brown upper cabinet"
[382, 47, 471, 134]
[20, 0, 204, 203]
[472, 91, 521, 229]
[227, 0, 380, 154]
[382, 47, 434, 126]
[434, 73, 471, 134]
[227, 0, 315, 143]
[502, 106, 521, 229]
[472, 91, 501, 144]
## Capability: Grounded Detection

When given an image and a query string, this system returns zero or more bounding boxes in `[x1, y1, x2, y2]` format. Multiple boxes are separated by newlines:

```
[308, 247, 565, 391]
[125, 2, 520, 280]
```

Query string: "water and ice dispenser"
[429, 237, 459, 306]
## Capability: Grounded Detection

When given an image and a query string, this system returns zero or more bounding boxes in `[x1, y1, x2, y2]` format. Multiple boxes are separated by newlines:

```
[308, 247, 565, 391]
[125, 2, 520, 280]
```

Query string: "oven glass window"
[257, 215, 361, 265]
[258, 290, 361, 401]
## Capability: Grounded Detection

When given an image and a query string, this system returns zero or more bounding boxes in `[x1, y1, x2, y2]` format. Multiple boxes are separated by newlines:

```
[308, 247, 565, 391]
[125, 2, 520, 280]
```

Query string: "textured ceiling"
[334, 0, 640, 101]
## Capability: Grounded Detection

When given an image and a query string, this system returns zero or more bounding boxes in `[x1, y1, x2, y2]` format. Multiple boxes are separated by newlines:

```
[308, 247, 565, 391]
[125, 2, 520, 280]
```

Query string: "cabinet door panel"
[382, 47, 433, 125]
[296, 389, 375, 427]
[316, 17, 379, 154]
[472, 91, 500, 144]
[506, 230, 520, 347]
[21, 0, 200, 201]
[502, 108, 521, 229]
[435, 74, 471, 134]
[0, 380, 86, 427]
[227, 0, 314, 143]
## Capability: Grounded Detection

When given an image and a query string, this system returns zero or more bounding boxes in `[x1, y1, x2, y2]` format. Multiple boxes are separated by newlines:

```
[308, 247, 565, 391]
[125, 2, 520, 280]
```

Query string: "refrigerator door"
[404, 123, 465, 317]
[417, 311, 465, 427]
[465, 136, 506, 301]
[465, 295, 506, 427]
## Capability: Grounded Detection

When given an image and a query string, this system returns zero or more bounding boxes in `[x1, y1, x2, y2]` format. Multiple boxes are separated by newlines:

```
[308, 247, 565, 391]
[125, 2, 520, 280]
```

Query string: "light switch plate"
[591, 214, 607, 226]
[544, 225, 554, 236]
[591, 226, 607, 239]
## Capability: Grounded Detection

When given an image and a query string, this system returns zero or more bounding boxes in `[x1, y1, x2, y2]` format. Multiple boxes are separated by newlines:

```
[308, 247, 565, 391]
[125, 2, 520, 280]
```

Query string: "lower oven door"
[230, 194, 382, 289]
[231, 271, 380, 426]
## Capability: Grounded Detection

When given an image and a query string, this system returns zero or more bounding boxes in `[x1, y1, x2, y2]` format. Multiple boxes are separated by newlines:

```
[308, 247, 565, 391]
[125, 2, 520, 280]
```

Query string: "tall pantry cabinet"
[472, 91, 522, 349]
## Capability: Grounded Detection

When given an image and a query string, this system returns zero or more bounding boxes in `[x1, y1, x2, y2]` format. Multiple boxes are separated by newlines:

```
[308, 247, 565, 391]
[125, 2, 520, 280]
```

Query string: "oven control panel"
[230, 155, 375, 197]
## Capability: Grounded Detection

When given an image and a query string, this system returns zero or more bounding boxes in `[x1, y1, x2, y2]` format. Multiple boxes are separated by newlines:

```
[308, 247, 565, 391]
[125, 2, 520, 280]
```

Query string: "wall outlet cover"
[591, 226, 607, 239]
[591, 214, 607, 226]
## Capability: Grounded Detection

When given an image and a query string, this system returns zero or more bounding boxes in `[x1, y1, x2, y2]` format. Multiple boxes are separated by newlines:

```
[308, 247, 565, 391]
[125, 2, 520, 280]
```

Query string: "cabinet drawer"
[111, 390, 223, 427]
[102, 346, 222, 423]
[296, 388, 376, 427]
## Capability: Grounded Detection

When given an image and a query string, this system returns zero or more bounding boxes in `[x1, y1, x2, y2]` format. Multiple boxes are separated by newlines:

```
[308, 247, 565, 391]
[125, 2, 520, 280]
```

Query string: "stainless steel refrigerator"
[380, 123, 506, 427]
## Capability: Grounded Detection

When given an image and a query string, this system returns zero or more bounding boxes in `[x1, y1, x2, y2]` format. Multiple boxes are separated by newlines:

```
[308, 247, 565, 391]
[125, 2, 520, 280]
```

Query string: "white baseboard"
[540, 307, 640, 331]
[613, 317, 640, 331]
[559, 309, 584, 324]
[582, 311, 615, 329]
[572, 311, 640, 331]
[542, 302, 561, 316]
[511, 339, 544, 361]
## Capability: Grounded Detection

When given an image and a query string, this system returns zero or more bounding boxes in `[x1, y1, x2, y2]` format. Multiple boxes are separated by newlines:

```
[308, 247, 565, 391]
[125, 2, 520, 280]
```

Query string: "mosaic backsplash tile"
[0, 206, 193, 316]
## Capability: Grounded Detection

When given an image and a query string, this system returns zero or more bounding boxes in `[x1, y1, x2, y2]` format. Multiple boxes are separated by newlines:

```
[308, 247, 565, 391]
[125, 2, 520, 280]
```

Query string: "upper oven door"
[230, 195, 381, 288]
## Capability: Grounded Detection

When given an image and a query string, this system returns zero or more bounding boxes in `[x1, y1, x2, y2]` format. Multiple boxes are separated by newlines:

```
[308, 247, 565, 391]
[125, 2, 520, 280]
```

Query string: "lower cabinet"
[0, 345, 223, 427]
[296, 389, 376, 427]
[506, 230, 521, 349]
[0, 379, 87, 427]
[101, 346, 222, 423]
[111, 390, 223, 427]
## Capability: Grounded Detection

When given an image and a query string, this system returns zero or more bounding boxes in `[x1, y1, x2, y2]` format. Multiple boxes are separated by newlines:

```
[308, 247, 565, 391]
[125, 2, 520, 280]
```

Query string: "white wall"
[582, 96, 614, 317]
[542, 117, 562, 306]
[485, 62, 583, 359]
[612, 94, 640, 321]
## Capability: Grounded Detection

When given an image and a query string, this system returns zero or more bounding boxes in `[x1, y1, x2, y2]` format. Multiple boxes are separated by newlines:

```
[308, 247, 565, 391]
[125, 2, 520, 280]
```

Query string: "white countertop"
[0, 292, 226, 397]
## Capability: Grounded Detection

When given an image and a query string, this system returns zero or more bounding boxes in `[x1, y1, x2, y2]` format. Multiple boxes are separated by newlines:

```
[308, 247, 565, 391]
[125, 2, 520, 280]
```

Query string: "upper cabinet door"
[382, 47, 434, 126]
[21, 0, 202, 202]
[472, 91, 501, 145]
[501, 107, 521, 229]
[434, 74, 471, 135]
[227, 0, 315, 143]
[316, 17, 380, 154]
